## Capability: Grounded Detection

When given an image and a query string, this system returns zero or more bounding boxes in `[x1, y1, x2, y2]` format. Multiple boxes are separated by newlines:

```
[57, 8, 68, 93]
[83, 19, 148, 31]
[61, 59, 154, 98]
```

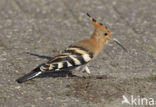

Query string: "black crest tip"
[86, 13, 91, 17]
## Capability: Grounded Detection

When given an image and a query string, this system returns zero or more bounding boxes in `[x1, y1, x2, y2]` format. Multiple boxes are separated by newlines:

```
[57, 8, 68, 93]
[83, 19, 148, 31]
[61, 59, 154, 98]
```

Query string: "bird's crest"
[87, 13, 108, 31]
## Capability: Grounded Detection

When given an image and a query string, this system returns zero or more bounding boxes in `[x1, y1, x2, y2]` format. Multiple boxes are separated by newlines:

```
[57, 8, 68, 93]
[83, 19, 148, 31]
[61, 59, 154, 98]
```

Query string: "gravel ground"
[0, 0, 156, 107]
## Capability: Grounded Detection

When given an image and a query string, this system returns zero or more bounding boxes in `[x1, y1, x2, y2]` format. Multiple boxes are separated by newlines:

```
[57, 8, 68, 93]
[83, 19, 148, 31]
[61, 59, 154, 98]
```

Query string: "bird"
[16, 13, 122, 83]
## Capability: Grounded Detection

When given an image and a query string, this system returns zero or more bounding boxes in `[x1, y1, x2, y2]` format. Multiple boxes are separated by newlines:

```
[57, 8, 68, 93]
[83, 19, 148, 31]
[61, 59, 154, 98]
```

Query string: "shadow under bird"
[16, 13, 127, 83]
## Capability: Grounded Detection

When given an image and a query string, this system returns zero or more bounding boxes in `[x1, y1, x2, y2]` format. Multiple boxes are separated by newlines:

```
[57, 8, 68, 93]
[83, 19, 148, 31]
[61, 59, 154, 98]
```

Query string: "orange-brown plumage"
[74, 13, 112, 57]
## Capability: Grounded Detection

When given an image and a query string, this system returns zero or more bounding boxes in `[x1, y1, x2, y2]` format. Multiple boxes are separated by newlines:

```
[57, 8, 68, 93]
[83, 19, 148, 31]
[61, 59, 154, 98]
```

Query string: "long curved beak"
[113, 38, 128, 52]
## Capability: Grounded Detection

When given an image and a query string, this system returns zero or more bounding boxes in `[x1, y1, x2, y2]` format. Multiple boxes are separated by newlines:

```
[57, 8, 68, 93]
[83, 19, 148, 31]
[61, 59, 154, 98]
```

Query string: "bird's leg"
[84, 65, 91, 74]
[75, 64, 91, 74]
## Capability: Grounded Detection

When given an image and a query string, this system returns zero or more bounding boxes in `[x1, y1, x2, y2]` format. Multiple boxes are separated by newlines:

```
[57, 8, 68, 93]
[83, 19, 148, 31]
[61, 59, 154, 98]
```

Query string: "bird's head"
[87, 13, 112, 45]
[87, 13, 127, 52]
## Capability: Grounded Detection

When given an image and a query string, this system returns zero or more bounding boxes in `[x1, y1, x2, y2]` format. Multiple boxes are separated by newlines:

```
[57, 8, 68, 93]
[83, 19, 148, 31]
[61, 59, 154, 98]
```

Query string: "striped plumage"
[16, 13, 112, 83]
[40, 45, 94, 72]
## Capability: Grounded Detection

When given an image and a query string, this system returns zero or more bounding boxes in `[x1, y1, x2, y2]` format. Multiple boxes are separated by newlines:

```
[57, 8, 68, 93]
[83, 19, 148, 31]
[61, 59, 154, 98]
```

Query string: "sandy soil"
[0, 0, 156, 107]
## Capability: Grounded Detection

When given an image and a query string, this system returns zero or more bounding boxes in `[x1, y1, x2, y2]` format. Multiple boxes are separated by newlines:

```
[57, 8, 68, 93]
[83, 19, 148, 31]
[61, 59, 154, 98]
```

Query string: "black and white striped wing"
[40, 46, 94, 72]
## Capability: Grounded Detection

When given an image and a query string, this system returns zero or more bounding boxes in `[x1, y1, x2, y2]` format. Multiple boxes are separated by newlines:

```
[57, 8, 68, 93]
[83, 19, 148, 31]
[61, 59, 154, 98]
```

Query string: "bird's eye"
[104, 33, 108, 36]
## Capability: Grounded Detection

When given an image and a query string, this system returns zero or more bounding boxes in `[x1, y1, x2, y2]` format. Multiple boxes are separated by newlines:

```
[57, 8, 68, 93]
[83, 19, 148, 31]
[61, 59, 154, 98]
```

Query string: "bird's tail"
[16, 67, 42, 83]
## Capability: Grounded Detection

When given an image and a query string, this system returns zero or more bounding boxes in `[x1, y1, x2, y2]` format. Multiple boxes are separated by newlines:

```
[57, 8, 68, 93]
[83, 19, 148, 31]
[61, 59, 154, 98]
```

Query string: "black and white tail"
[16, 67, 42, 83]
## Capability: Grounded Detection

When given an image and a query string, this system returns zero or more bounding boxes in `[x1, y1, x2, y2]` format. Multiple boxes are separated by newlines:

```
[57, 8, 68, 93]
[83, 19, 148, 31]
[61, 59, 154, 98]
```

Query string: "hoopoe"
[16, 13, 126, 83]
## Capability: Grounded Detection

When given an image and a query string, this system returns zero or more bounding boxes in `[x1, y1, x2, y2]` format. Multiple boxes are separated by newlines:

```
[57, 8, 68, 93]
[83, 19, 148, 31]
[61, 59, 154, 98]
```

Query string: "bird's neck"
[89, 35, 105, 56]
